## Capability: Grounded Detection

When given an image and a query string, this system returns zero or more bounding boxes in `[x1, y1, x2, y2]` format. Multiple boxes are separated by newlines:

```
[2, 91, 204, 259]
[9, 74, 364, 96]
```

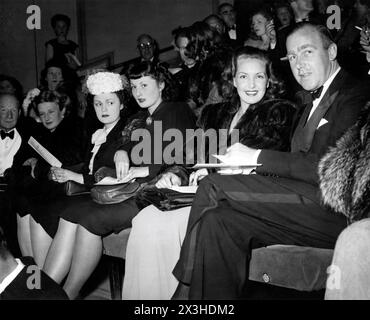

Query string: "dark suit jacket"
[0, 258, 68, 300]
[256, 69, 370, 191]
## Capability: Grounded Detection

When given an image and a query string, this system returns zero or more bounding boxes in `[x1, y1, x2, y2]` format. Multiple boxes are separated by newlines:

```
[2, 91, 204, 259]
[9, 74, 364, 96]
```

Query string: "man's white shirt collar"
[0, 258, 25, 294]
[308, 67, 341, 121]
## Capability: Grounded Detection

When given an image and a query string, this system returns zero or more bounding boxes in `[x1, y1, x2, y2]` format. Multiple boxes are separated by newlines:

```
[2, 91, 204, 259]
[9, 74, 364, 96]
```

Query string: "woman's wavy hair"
[223, 46, 285, 109]
[32, 89, 72, 116]
[248, 7, 274, 40]
[127, 61, 176, 101]
[184, 21, 216, 62]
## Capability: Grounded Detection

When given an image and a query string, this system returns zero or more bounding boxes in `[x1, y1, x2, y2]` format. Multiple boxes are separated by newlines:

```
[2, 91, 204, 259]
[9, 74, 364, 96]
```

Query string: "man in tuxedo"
[0, 93, 31, 254]
[172, 23, 370, 299]
[218, 2, 243, 47]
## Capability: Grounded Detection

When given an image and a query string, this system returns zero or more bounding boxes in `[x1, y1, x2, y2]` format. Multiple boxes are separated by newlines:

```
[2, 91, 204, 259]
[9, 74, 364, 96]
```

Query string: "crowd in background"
[1, 0, 370, 300]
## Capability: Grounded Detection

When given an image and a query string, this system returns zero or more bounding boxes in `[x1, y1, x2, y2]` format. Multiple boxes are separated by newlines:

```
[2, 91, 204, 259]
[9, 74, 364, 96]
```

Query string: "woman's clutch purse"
[90, 166, 142, 205]
[64, 181, 90, 196]
[135, 185, 195, 211]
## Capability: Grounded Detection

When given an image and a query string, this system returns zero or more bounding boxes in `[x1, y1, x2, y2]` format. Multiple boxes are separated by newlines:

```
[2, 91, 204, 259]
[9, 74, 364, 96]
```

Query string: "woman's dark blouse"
[31, 116, 85, 180]
[117, 101, 197, 183]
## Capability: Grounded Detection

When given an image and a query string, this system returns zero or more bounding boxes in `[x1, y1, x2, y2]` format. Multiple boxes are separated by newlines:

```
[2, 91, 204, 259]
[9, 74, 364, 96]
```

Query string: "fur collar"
[318, 104, 370, 223]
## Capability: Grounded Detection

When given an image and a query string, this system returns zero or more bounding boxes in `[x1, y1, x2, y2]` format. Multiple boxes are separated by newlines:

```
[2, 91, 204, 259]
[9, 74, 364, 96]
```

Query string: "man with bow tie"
[0, 94, 22, 179]
[0, 93, 30, 251]
[172, 23, 370, 299]
[218, 3, 243, 47]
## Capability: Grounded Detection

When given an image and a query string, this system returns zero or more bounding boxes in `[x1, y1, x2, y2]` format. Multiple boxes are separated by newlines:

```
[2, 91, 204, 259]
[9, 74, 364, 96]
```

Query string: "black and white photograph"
[1, 0, 370, 311]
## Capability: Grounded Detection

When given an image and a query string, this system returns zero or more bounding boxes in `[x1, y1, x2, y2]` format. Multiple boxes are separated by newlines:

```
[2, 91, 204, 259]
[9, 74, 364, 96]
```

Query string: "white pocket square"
[317, 118, 328, 129]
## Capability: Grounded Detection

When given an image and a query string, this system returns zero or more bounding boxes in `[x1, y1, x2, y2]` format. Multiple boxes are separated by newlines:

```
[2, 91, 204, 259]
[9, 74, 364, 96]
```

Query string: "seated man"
[0, 226, 68, 299]
[0, 93, 33, 251]
[172, 22, 370, 299]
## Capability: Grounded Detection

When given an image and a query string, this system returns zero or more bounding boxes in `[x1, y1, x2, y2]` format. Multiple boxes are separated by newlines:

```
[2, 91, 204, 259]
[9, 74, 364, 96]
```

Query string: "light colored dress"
[122, 205, 191, 300]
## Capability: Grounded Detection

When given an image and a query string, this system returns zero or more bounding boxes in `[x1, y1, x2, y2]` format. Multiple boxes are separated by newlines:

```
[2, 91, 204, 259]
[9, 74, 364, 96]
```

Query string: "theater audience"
[122, 47, 296, 300]
[15, 89, 85, 264]
[171, 23, 370, 300]
[29, 64, 195, 299]
[3, 3, 370, 301]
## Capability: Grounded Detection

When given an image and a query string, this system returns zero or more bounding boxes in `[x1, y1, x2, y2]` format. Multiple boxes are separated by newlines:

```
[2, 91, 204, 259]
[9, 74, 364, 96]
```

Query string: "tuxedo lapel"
[290, 69, 347, 153]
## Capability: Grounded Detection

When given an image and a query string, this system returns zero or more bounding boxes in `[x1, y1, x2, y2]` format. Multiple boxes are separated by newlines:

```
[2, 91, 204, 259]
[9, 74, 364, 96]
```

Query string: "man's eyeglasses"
[138, 42, 154, 49]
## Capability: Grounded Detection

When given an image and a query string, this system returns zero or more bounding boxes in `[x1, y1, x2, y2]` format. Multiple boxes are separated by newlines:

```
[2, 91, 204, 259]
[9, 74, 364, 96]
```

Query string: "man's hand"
[189, 168, 208, 186]
[114, 150, 130, 181]
[222, 143, 260, 165]
[266, 20, 276, 45]
[155, 172, 181, 189]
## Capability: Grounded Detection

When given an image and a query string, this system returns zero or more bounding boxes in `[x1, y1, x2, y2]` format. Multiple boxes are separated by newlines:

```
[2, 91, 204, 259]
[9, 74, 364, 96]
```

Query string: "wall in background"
[0, 0, 78, 92]
[1, 0, 217, 92]
[82, 0, 215, 67]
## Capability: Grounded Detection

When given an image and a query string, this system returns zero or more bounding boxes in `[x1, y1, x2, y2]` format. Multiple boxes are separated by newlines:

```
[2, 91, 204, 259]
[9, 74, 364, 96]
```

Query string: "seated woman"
[15, 89, 85, 260]
[122, 46, 296, 300]
[244, 8, 277, 52]
[23, 59, 79, 121]
[18, 71, 130, 265]
[31, 62, 196, 299]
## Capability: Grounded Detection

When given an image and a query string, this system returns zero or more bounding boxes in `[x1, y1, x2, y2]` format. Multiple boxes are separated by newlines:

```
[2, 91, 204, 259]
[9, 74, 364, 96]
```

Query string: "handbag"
[135, 185, 195, 211]
[91, 181, 142, 205]
[64, 181, 90, 196]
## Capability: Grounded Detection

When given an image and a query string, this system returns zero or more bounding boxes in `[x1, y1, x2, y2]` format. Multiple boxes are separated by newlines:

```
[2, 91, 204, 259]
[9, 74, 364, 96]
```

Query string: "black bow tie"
[297, 86, 324, 106]
[0, 130, 14, 140]
[310, 86, 323, 100]
[229, 25, 236, 31]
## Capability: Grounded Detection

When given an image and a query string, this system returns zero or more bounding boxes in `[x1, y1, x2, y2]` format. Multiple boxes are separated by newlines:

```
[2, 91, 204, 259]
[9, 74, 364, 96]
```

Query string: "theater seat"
[249, 245, 333, 292]
[103, 229, 333, 299]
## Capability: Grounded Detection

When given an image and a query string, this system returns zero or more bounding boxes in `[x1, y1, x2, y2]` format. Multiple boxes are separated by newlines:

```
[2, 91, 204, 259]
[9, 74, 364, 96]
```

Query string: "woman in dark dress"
[36, 62, 196, 299]
[26, 72, 131, 268]
[122, 46, 297, 299]
[45, 14, 80, 71]
[16, 89, 85, 263]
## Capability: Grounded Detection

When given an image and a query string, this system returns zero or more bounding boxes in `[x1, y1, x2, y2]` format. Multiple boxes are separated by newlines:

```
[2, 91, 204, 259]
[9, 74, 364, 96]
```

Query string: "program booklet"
[28, 136, 63, 168]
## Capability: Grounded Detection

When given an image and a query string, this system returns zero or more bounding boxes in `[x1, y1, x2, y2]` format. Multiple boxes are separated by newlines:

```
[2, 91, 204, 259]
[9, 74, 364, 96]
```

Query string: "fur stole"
[198, 98, 297, 151]
[318, 104, 370, 223]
